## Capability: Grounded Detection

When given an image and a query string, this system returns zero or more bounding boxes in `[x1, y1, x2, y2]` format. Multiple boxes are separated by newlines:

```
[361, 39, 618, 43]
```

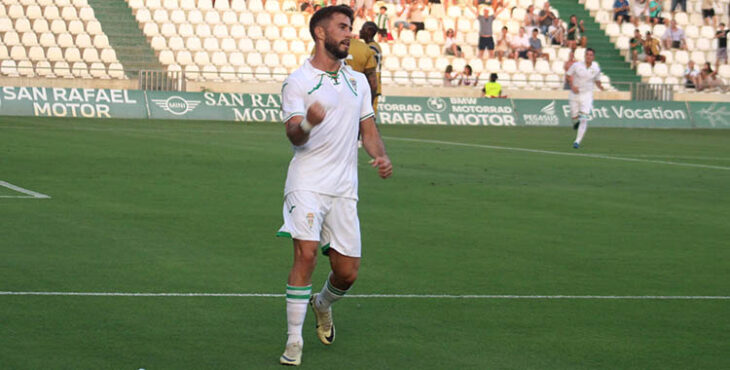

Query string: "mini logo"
[427, 97, 447, 112]
[540, 101, 556, 116]
[152, 96, 200, 116]
[306, 213, 314, 229]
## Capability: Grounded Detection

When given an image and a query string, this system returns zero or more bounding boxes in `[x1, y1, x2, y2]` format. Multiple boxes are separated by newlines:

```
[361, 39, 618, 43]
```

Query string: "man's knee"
[332, 268, 358, 286]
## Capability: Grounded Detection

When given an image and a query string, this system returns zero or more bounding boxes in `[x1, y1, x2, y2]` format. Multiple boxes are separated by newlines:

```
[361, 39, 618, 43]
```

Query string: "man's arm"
[365, 69, 378, 103]
[360, 117, 392, 179]
[285, 102, 325, 146]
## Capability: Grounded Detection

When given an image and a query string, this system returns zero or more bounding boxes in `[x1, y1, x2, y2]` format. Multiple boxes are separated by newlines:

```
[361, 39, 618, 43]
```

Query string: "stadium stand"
[0, 0, 125, 78]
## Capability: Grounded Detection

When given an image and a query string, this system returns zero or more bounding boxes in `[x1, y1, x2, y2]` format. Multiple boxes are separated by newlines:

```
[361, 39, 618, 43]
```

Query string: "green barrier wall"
[1, 86, 728, 129]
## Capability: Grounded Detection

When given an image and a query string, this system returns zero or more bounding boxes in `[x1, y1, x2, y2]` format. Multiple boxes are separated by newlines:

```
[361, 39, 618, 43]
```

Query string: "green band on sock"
[326, 279, 347, 296]
[286, 293, 311, 299]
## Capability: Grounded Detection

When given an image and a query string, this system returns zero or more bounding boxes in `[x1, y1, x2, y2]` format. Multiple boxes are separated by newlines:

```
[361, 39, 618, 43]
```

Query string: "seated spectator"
[547, 17, 565, 46]
[523, 5, 539, 34]
[408, 0, 427, 33]
[630, 29, 645, 68]
[670, 0, 686, 13]
[717, 23, 728, 70]
[702, 0, 717, 28]
[393, 0, 411, 38]
[684, 60, 700, 88]
[643, 31, 666, 66]
[528, 28, 550, 66]
[443, 28, 463, 57]
[631, 0, 648, 26]
[647, 0, 665, 25]
[300, 2, 315, 15]
[458, 64, 480, 86]
[510, 27, 530, 60]
[495, 26, 512, 61]
[613, 0, 631, 25]
[662, 20, 687, 50]
[444, 64, 457, 86]
[375, 6, 392, 42]
[537, 1, 556, 35]
[565, 15, 584, 50]
[698, 62, 727, 91]
[484, 73, 507, 98]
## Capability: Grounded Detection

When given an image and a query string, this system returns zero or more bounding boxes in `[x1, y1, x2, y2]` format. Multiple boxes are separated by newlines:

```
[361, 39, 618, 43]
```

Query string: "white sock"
[315, 272, 348, 311]
[286, 284, 311, 345]
[575, 117, 588, 145]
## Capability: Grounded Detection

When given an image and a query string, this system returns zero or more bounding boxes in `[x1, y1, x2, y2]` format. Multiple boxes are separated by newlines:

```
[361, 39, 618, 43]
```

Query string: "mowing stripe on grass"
[0, 181, 51, 199]
[385, 137, 730, 171]
[1, 292, 728, 300]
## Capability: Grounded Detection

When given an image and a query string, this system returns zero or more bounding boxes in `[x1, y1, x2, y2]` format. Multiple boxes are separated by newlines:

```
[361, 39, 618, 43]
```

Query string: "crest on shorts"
[306, 213, 314, 229]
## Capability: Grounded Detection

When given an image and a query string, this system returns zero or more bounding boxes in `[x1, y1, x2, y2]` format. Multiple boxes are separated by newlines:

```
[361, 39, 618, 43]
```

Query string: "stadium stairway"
[550, 0, 640, 90]
[86, 0, 164, 77]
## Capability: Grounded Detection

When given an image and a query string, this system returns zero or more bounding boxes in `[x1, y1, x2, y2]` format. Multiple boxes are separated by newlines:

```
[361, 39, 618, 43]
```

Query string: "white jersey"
[281, 58, 374, 200]
[566, 61, 601, 95]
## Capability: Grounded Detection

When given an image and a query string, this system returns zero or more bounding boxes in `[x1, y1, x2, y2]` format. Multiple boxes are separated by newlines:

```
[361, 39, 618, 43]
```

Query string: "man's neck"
[311, 49, 342, 74]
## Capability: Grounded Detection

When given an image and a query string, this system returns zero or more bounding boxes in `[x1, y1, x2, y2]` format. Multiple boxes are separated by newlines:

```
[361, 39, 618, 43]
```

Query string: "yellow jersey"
[345, 38, 377, 75]
[367, 40, 382, 97]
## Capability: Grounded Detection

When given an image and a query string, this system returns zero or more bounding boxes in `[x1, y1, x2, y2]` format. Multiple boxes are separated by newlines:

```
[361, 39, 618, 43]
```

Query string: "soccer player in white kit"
[566, 48, 604, 149]
[277, 5, 393, 366]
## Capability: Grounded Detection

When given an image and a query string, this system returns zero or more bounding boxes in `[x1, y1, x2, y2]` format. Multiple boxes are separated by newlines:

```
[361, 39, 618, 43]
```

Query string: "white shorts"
[277, 191, 361, 257]
[569, 92, 593, 118]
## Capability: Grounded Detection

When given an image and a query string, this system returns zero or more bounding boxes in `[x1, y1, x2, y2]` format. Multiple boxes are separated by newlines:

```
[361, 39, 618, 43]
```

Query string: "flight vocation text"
[560, 105, 687, 120]
[1, 87, 136, 117]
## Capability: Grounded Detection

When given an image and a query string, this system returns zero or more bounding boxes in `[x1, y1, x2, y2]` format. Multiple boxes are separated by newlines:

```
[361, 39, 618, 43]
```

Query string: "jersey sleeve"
[566, 63, 577, 77]
[281, 77, 306, 123]
[359, 77, 375, 121]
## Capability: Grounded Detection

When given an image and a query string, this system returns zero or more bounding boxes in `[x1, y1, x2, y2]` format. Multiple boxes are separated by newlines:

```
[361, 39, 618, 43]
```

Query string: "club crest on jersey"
[306, 213, 314, 229]
[349, 78, 357, 90]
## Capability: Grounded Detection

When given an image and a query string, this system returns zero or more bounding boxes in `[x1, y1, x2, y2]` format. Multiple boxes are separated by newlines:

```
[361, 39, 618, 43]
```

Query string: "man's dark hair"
[380, 6, 387, 10]
[309, 5, 354, 40]
[586, 47, 595, 54]
[489, 73, 498, 82]
[361, 21, 378, 42]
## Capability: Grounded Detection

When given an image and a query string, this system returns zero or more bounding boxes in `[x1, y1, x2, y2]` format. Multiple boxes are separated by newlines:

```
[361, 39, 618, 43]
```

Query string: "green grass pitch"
[1, 116, 729, 369]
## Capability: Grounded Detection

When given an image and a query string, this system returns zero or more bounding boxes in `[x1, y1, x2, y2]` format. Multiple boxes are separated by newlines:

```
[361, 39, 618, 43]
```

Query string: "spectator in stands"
[548, 17, 565, 46]
[630, 29, 645, 68]
[473, 3, 505, 59]
[408, 0, 427, 34]
[537, 2, 557, 35]
[484, 73, 507, 98]
[429, 0, 446, 19]
[613, 0, 631, 25]
[375, 6, 391, 42]
[662, 20, 687, 50]
[510, 26, 530, 60]
[631, 0, 648, 26]
[684, 60, 700, 88]
[563, 49, 576, 90]
[495, 26, 512, 61]
[444, 64, 457, 86]
[393, 0, 411, 38]
[698, 62, 727, 91]
[566, 15, 584, 50]
[524, 5, 539, 34]
[717, 23, 728, 70]
[528, 28, 549, 66]
[702, 0, 717, 28]
[643, 31, 666, 65]
[670, 0, 686, 13]
[458, 64, 480, 86]
[443, 28, 463, 57]
[647, 0, 665, 25]
[301, 2, 315, 15]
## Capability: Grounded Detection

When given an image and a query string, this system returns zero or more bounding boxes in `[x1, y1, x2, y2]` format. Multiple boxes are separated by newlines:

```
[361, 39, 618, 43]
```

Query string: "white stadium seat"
[108, 63, 124, 79]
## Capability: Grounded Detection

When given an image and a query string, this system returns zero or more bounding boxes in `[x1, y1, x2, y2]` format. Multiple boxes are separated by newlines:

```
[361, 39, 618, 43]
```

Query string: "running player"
[277, 5, 393, 366]
[565, 48, 604, 149]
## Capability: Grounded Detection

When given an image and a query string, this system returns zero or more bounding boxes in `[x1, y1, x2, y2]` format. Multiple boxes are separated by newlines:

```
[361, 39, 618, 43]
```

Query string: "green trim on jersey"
[307, 75, 325, 95]
[276, 231, 292, 238]
[283, 112, 305, 122]
[341, 69, 358, 96]
[360, 112, 375, 121]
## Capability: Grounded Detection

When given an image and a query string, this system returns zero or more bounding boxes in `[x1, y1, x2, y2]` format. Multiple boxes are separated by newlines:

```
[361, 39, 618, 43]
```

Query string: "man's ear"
[314, 24, 326, 42]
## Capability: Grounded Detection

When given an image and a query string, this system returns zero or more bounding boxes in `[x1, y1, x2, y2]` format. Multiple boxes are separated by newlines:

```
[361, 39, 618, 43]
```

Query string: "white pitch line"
[0, 291, 728, 300]
[384, 136, 730, 171]
[0, 181, 51, 199]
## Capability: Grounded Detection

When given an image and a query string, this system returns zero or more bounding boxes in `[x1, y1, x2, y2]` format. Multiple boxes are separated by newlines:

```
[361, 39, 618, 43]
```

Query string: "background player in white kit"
[276, 5, 393, 366]
[566, 48, 604, 149]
